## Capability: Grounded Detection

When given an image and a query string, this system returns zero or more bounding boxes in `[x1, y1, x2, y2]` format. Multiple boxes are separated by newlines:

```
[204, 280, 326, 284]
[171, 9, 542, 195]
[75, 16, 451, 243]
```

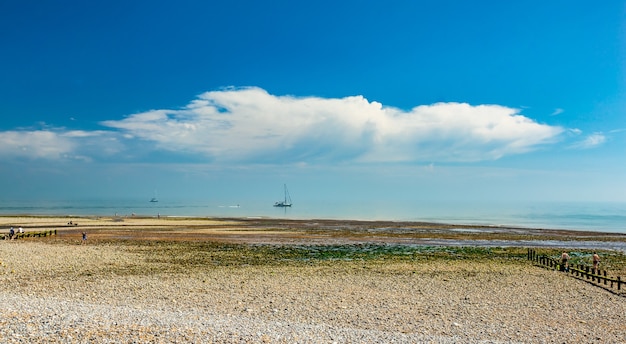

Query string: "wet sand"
[2, 215, 624, 250]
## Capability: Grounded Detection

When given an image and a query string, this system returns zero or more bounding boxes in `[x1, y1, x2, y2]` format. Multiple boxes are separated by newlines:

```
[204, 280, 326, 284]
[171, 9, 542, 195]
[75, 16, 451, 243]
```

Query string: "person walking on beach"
[81, 232, 87, 244]
[561, 251, 570, 272]
[592, 252, 600, 274]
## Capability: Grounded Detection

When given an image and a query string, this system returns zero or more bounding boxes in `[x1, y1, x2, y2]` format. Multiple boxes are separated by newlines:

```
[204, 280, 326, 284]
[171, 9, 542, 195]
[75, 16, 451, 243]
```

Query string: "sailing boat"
[150, 190, 158, 203]
[273, 184, 292, 207]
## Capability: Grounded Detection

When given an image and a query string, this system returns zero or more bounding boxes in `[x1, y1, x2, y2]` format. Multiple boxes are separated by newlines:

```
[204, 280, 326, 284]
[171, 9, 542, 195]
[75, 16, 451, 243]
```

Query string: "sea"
[0, 198, 624, 234]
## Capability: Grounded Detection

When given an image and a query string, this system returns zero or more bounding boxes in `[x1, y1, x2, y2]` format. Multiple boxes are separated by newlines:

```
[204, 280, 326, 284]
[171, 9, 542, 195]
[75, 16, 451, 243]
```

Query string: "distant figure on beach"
[9, 227, 14, 239]
[82, 232, 87, 244]
[561, 251, 570, 272]
[18, 227, 23, 234]
[592, 252, 600, 273]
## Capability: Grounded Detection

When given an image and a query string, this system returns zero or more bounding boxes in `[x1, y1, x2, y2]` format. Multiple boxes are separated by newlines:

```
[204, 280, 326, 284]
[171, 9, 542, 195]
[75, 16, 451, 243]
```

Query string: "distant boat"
[150, 190, 158, 202]
[273, 184, 292, 207]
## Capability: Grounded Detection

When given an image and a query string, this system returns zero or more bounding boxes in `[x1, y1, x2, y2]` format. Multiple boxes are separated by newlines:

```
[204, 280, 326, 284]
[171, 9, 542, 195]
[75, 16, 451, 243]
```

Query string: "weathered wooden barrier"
[1, 230, 57, 240]
[528, 248, 623, 292]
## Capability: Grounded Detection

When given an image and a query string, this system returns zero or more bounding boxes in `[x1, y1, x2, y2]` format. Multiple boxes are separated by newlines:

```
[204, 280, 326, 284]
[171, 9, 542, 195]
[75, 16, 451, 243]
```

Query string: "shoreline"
[0, 212, 623, 232]
[1, 213, 624, 234]
[1, 203, 624, 233]
[1, 215, 625, 253]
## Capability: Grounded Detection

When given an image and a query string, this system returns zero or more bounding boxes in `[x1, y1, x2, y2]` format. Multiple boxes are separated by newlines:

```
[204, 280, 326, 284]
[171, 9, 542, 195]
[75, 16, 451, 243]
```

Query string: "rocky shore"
[0, 236, 625, 343]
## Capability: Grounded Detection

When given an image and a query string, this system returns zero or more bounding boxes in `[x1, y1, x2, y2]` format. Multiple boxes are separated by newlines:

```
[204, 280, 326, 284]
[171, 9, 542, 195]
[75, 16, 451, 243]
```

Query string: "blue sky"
[1, 1, 625, 205]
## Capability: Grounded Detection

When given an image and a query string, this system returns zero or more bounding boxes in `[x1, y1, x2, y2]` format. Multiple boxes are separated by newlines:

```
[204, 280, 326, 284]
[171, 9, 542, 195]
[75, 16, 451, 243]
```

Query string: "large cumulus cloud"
[0, 87, 565, 164]
[101, 87, 563, 163]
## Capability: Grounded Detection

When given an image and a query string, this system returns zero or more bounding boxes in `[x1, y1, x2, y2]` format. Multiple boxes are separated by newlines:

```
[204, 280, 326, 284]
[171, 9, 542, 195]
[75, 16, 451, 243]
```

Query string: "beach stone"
[0, 240, 624, 343]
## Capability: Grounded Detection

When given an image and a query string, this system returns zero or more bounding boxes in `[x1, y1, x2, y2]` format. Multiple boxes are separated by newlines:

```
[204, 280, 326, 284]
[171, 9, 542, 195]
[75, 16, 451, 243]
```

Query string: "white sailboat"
[273, 184, 292, 207]
[150, 190, 158, 203]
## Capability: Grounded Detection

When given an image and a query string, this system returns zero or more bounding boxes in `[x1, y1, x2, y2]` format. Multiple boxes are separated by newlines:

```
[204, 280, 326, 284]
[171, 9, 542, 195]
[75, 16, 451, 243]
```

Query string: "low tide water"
[0, 198, 624, 233]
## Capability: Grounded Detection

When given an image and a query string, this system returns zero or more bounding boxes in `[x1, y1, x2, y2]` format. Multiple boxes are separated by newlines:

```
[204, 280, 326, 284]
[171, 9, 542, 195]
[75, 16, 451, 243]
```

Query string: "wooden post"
[618, 277, 622, 291]
[604, 271, 607, 285]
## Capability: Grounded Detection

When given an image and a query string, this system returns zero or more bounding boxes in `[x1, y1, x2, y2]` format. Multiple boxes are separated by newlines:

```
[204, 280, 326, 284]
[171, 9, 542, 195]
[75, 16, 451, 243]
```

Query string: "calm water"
[0, 198, 624, 233]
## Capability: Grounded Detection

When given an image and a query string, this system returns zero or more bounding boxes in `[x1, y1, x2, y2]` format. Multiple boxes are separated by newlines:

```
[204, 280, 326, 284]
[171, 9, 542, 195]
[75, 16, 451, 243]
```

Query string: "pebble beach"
[0, 217, 624, 343]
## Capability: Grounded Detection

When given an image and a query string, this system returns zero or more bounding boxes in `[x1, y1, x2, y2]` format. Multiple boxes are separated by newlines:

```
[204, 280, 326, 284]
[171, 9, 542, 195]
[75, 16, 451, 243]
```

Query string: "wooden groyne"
[528, 248, 623, 292]
[1, 230, 57, 240]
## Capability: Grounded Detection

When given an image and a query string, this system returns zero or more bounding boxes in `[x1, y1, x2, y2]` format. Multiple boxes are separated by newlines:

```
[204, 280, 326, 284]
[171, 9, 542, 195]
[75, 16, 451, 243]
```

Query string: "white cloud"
[360, 102, 562, 162]
[0, 87, 564, 164]
[551, 108, 564, 116]
[568, 128, 582, 135]
[0, 130, 76, 159]
[0, 129, 122, 161]
[101, 87, 564, 163]
[570, 132, 607, 149]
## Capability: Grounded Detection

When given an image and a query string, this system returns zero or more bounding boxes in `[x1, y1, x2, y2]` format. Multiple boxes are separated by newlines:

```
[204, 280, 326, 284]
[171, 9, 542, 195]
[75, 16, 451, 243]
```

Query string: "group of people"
[6, 227, 24, 239]
[560, 251, 601, 273]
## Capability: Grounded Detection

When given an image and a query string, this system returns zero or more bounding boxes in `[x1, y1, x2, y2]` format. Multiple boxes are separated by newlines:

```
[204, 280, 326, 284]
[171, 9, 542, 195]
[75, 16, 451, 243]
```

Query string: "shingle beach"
[0, 216, 624, 343]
